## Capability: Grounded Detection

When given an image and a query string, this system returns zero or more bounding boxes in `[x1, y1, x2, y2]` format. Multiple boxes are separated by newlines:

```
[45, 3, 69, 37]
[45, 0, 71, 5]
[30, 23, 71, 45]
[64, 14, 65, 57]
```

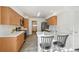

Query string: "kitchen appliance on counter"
[15, 26, 27, 39]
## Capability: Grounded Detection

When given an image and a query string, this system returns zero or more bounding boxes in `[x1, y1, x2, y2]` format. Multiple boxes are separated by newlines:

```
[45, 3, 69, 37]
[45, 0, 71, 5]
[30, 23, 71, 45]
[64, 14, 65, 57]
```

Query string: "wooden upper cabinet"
[9, 8, 23, 25]
[0, 6, 23, 25]
[23, 18, 29, 28]
[1, 7, 10, 24]
[0, 7, 1, 24]
[47, 16, 57, 25]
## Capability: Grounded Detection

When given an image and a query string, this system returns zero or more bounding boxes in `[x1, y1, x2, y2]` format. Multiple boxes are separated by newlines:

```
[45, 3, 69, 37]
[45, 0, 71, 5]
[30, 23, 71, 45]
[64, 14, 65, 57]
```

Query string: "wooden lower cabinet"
[16, 33, 24, 51]
[0, 33, 24, 52]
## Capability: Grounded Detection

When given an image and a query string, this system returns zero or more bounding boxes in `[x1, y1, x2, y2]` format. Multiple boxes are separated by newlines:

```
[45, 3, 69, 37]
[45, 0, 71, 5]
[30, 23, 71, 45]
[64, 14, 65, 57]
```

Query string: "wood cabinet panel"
[0, 6, 23, 25]
[17, 33, 24, 51]
[47, 16, 57, 25]
[0, 7, 1, 24]
[0, 37, 17, 52]
[8, 7, 23, 25]
[0, 33, 24, 52]
[1, 7, 10, 24]
[24, 19, 29, 28]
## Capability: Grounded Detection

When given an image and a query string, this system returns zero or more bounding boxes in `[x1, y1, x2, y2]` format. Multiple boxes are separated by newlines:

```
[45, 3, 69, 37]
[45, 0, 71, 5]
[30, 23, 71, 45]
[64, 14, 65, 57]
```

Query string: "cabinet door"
[0, 7, 1, 24]
[24, 19, 28, 28]
[9, 8, 23, 25]
[1, 7, 10, 24]
[1, 7, 23, 25]
[17, 33, 24, 51]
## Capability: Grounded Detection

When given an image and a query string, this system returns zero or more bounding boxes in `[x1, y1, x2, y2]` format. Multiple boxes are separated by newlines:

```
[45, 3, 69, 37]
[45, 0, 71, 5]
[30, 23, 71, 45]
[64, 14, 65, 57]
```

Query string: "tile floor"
[20, 33, 38, 52]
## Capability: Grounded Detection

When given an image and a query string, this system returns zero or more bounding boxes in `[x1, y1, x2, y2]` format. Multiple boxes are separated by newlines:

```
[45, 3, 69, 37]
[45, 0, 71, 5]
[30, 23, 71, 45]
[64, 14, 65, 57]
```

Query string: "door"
[32, 21, 37, 33]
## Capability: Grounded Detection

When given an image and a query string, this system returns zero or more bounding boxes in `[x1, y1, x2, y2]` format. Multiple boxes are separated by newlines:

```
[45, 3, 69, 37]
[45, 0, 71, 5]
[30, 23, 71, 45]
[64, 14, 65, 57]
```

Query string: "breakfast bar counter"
[0, 31, 25, 52]
[0, 25, 25, 52]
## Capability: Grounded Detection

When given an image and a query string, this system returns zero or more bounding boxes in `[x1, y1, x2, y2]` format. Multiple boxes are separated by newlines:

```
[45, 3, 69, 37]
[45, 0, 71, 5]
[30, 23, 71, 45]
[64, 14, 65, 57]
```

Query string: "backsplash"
[0, 25, 17, 33]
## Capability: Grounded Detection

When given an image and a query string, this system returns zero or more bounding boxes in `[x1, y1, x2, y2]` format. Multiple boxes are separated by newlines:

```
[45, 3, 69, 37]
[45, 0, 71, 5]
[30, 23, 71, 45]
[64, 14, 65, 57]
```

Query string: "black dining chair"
[53, 35, 69, 51]
[40, 36, 54, 52]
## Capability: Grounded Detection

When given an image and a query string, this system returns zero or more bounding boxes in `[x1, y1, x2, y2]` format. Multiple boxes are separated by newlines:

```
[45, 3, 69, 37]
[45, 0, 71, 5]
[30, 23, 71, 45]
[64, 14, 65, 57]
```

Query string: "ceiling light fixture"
[37, 12, 40, 17]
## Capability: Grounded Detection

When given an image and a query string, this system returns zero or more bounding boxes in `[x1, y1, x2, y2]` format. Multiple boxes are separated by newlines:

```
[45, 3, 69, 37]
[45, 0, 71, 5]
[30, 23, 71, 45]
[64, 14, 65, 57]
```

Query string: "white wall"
[57, 7, 79, 49]
[57, 7, 75, 49]
[74, 11, 79, 32]
[73, 10, 79, 49]
[28, 19, 32, 35]
[57, 8, 74, 33]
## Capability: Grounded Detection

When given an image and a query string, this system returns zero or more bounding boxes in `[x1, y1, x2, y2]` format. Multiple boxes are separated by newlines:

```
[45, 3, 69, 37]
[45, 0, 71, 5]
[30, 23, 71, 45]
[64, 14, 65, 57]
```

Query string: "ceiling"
[11, 6, 79, 18]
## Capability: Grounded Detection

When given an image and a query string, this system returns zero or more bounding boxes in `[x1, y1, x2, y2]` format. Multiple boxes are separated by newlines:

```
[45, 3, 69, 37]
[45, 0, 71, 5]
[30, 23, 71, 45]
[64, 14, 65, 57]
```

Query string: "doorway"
[32, 21, 37, 33]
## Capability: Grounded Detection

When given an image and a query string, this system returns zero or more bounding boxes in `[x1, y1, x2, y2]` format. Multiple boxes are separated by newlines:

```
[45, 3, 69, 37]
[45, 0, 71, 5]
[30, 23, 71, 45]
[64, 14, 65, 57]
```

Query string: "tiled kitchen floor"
[20, 33, 38, 52]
